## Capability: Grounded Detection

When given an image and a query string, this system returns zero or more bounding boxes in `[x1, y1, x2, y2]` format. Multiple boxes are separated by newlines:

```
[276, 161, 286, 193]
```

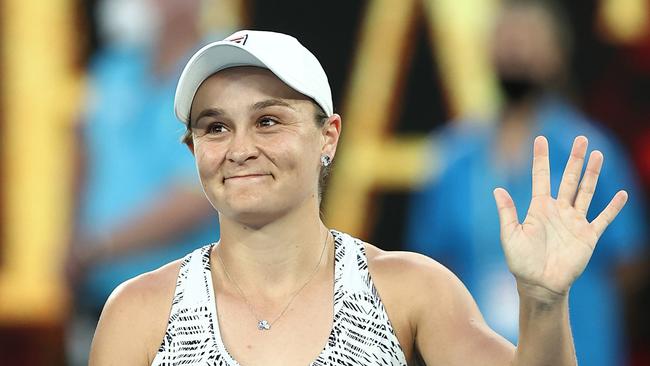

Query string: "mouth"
[223, 173, 272, 183]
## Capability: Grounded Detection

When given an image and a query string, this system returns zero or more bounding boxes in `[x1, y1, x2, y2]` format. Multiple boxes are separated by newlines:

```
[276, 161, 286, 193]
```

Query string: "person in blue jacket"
[406, 2, 647, 365]
[65, 0, 220, 364]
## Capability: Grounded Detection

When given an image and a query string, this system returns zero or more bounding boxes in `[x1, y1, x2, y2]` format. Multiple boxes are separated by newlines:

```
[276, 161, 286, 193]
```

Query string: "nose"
[226, 130, 259, 164]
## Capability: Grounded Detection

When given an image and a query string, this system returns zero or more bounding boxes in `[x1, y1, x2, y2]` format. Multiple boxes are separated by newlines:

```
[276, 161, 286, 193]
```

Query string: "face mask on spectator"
[497, 74, 544, 105]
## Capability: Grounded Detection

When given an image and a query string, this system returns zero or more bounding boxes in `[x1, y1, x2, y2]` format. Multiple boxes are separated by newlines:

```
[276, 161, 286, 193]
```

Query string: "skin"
[490, 3, 585, 185]
[89, 67, 627, 365]
[490, 4, 564, 87]
[490, 3, 566, 168]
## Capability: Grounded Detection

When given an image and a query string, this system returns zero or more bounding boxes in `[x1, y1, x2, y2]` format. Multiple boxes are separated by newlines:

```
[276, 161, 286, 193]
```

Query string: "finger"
[493, 188, 520, 241]
[531, 136, 551, 198]
[591, 190, 628, 237]
[557, 136, 588, 204]
[574, 150, 603, 215]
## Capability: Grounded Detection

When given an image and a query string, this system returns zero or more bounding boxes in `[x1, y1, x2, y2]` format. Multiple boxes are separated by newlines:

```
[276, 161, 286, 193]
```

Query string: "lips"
[223, 173, 271, 182]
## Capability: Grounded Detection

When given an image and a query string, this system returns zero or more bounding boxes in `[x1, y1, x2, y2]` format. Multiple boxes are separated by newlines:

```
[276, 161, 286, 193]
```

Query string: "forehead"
[494, 5, 556, 44]
[191, 67, 311, 109]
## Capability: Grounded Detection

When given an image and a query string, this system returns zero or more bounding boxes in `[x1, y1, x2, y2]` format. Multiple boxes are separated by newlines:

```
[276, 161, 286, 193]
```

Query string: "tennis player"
[89, 30, 628, 366]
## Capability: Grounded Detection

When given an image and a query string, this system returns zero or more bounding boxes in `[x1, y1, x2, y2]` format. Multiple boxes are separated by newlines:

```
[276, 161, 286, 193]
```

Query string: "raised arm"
[413, 136, 627, 365]
[493, 135, 627, 365]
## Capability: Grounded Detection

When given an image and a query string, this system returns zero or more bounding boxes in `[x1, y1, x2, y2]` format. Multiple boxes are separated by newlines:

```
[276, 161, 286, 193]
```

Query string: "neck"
[495, 99, 537, 166]
[215, 199, 332, 299]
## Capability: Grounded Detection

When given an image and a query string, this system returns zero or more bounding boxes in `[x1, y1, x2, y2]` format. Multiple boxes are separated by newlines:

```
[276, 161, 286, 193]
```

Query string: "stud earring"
[320, 155, 332, 167]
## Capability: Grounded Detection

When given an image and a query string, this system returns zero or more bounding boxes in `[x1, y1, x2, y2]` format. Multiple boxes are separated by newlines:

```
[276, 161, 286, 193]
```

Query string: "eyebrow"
[193, 99, 296, 126]
[252, 99, 296, 111]
[194, 107, 226, 126]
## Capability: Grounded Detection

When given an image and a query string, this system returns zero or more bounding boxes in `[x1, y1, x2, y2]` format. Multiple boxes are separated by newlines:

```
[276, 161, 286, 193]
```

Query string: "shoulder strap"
[169, 244, 213, 310]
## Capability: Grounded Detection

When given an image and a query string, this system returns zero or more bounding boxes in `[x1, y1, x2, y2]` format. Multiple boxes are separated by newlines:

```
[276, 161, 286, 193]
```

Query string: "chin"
[207, 185, 316, 227]
[221, 206, 287, 229]
[214, 195, 285, 225]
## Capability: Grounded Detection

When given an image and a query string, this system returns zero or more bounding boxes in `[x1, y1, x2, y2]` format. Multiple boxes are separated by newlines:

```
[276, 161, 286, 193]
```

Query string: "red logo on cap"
[227, 34, 248, 45]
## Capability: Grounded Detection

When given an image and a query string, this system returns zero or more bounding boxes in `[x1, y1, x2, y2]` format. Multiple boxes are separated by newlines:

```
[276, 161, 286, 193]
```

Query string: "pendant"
[257, 320, 271, 331]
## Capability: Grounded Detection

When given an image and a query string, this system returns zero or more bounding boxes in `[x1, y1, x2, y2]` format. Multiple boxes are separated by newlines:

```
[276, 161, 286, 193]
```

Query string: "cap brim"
[174, 42, 266, 124]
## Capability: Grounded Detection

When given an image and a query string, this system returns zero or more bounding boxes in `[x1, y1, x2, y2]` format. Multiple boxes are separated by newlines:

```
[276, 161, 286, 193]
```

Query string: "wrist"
[516, 280, 569, 307]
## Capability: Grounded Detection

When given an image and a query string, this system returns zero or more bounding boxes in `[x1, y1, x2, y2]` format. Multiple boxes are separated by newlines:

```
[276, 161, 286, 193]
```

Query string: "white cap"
[174, 30, 333, 125]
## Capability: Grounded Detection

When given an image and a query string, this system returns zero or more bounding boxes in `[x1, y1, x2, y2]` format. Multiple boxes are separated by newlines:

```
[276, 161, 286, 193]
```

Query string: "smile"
[224, 174, 271, 182]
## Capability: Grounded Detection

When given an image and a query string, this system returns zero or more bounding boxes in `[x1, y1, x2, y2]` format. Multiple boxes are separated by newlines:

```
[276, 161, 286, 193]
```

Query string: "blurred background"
[1, 0, 649, 365]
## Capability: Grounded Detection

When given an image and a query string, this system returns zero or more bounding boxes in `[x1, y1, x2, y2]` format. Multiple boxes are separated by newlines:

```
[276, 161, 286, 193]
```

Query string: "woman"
[89, 30, 628, 366]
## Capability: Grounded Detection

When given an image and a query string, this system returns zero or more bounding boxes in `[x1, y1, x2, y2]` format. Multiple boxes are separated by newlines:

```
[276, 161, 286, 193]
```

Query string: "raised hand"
[493, 136, 628, 297]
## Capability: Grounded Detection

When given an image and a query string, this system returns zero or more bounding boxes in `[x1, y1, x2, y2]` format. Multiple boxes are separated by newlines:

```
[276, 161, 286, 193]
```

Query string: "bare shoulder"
[364, 243, 469, 312]
[103, 258, 182, 321]
[363, 243, 474, 361]
[89, 259, 183, 366]
[364, 242, 490, 324]
[364, 243, 514, 364]
[364, 243, 446, 273]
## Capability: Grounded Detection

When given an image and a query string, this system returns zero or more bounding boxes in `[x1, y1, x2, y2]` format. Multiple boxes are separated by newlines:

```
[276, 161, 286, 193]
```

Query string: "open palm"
[493, 136, 628, 296]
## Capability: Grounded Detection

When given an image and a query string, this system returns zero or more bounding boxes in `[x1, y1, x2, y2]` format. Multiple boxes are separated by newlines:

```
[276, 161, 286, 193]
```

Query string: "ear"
[321, 114, 342, 159]
[185, 137, 195, 156]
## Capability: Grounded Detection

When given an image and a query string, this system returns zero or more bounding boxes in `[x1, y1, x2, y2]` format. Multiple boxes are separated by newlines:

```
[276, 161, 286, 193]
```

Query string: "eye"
[206, 122, 227, 134]
[258, 117, 278, 128]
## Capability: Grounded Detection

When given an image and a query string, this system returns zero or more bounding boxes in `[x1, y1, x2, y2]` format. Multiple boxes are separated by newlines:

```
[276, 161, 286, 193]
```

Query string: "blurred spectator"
[64, 0, 222, 364]
[405, 1, 647, 365]
[580, 6, 650, 363]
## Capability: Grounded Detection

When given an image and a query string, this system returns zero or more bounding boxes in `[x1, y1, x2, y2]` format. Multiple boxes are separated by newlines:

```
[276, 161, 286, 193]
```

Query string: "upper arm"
[89, 262, 179, 366]
[408, 254, 515, 365]
[367, 247, 515, 365]
[89, 280, 152, 366]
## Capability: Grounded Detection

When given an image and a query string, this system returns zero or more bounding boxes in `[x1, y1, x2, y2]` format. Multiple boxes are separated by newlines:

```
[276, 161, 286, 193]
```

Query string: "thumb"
[493, 187, 519, 241]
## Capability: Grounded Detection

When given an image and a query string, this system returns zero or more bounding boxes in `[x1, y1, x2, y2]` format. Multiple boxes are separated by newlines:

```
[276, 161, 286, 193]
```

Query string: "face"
[490, 5, 563, 84]
[189, 67, 340, 226]
[152, 0, 200, 27]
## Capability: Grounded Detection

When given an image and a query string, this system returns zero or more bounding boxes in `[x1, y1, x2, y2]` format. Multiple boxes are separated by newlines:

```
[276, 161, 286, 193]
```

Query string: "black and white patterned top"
[151, 230, 407, 365]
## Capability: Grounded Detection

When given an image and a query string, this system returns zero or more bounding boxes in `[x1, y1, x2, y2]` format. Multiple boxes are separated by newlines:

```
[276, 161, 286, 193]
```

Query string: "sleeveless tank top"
[151, 230, 407, 365]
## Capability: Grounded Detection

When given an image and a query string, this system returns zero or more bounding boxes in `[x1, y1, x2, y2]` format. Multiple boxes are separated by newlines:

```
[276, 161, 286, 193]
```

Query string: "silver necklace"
[215, 229, 330, 331]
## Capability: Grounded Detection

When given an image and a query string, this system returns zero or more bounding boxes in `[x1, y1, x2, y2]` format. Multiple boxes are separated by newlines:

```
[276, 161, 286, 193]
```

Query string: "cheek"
[274, 140, 320, 180]
[194, 142, 224, 180]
